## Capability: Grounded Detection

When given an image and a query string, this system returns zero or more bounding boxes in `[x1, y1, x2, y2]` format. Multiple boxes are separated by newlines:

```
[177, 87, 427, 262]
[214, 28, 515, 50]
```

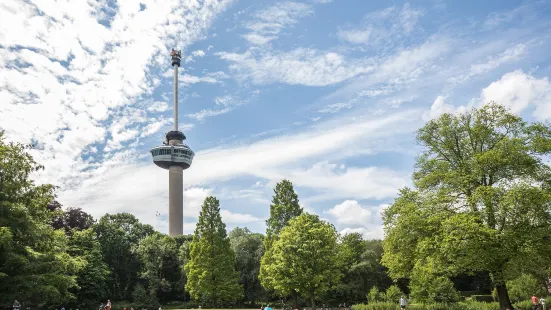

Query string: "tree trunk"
[496, 283, 514, 310]
[310, 291, 316, 310]
[291, 289, 298, 309]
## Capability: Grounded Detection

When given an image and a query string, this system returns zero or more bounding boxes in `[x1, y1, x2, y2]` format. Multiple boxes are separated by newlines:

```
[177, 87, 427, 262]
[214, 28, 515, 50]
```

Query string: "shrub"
[384, 285, 403, 303]
[367, 287, 382, 303]
[353, 301, 501, 310]
[507, 274, 546, 303]
[471, 295, 494, 303]
[410, 274, 460, 303]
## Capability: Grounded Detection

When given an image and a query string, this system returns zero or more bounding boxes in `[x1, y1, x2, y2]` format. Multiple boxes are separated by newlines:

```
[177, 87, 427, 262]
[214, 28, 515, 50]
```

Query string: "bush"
[367, 287, 382, 303]
[471, 295, 494, 303]
[507, 274, 546, 303]
[353, 301, 501, 310]
[384, 285, 403, 303]
[410, 273, 460, 303]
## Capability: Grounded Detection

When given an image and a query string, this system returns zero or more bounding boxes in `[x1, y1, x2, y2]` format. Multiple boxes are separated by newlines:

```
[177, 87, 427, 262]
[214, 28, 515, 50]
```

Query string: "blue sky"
[1, 0, 551, 238]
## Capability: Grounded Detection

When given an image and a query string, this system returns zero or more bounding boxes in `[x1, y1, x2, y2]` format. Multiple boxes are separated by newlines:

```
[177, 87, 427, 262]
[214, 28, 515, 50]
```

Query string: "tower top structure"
[150, 48, 195, 170]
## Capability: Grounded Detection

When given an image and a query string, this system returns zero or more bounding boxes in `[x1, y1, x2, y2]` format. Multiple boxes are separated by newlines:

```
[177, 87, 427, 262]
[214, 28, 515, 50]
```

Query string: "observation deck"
[150, 144, 194, 170]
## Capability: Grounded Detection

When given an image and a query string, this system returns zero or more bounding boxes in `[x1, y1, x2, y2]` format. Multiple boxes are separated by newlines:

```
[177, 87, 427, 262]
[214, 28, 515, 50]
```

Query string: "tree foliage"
[0, 131, 80, 307]
[52, 206, 95, 234]
[329, 234, 392, 304]
[261, 179, 303, 306]
[261, 213, 341, 310]
[137, 233, 182, 303]
[229, 227, 266, 304]
[185, 196, 242, 306]
[265, 179, 303, 240]
[382, 103, 551, 309]
[67, 228, 110, 309]
[94, 213, 155, 300]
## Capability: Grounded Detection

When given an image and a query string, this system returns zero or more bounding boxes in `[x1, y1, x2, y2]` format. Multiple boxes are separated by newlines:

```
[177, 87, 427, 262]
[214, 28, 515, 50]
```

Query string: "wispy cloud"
[187, 94, 247, 121]
[218, 48, 376, 86]
[337, 3, 424, 47]
[242, 1, 313, 46]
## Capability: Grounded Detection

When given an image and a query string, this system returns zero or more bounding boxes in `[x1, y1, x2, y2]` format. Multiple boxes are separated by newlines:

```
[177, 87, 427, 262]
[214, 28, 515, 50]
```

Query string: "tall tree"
[265, 179, 303, 240]
[68, 228, 110, 309]
[51, 205, 94, 234]
[261, 179, 302, 306]
[382, 103, 551, 309]
[137, 233, 182, 304]
[0, 131, 81, 307]
[184, 196, 242, 307]
[229, 227, 266, 305]
[94, 213, 155, 300]
[329, 234, 392, 305]
[261, 213, 341, 310]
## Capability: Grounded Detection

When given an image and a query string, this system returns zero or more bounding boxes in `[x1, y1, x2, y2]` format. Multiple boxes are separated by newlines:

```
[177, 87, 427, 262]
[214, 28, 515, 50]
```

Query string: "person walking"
[13, 300, 21, 310]
[400, 296, 407, 309]
[105, 300, 112, 310]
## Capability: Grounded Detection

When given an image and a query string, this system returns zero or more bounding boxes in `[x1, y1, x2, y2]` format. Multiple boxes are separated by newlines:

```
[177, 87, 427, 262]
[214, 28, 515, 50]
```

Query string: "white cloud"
[423, 95, 459, 121]
[221, 209, 263, 224]
[480, 70, 551, 119]
[483, 3, 539, 29]
[447, 44, 527, 85]
[218, 48, 375, 86]
[0, 0, 234, 231]
[192, 50, 206, 58]
[326, 200, 371, 226]
[243, 1, 313, 46]
[327, 201, 388, 240]
[285, 161, 410, 202]
[187, 94, 246, 121]
[425, 70, 551, 122]
[318, 102, 352, 113]
[148, 101, 170, 112]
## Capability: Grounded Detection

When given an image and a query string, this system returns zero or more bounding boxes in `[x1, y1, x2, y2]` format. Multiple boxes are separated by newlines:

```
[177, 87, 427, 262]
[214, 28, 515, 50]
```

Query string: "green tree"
[229, 227, 266, 305]
[68, 228, 110, 309]
[137, 233, 182, 304]
[382, 103, 551, 309]
[261, 213, 341, 310]
[260, 179, 303, 306]
[328, 235, 392, 305]
[367, 287, 381, 303]
[184, 196, 242, 306]
[94, 213, 155, 300]
[384, 285, 403, 303]
[506, 274, 546, 303]
[265, 179, 303, 240]
[0, 131, 81, 307]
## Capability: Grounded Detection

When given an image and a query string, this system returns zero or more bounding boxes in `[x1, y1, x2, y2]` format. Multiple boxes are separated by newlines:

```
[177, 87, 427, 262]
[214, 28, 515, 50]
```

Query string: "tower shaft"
[168, 166, 184, 236]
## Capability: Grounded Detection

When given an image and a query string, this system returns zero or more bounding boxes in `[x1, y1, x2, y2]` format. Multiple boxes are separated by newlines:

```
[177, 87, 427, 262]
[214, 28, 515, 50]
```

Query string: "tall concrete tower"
[150, 49, 195, 236]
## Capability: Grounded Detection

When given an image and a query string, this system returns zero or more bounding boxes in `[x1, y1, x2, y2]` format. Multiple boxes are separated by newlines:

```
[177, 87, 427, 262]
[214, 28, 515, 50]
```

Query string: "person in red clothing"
[533, 295, 540, 310]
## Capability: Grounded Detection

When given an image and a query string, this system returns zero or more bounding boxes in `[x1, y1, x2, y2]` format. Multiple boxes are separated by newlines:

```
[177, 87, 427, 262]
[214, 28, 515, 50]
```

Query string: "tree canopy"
[261, 213, 341, 310]
[0, 131, 81, 307]
[184, 196, 242, 307]
[382, 103, 551, 309]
